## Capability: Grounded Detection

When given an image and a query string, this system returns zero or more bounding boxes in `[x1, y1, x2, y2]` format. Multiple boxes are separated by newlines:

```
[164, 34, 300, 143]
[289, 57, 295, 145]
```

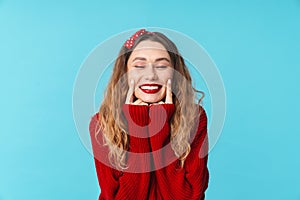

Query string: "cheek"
[159, 70, 174, 81]
[127, 70, 142, 86]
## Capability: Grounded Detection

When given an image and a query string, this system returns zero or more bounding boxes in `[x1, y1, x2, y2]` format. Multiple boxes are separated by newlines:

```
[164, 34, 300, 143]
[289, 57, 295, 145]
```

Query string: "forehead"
[129, 40, 170, 61]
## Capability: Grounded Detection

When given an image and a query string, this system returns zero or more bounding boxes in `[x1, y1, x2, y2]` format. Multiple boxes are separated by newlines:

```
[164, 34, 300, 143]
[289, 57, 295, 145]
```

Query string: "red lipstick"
[139, 84, 162, 94]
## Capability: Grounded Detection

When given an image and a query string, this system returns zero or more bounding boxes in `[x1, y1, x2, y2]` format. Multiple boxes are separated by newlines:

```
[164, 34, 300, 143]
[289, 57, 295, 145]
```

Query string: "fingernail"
[168, 79, 171, 84]
[130, 79, 134, 84]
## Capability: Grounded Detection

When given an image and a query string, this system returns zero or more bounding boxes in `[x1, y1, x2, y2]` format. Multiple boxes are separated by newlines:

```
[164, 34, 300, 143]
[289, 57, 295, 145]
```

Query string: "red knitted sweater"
[89, 104, 209, 200]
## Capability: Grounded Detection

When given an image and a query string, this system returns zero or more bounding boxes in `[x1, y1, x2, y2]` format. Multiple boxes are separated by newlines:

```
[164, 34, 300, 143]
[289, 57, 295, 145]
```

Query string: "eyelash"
[156, 66, 167, 69]
[134, 65, 168, 69]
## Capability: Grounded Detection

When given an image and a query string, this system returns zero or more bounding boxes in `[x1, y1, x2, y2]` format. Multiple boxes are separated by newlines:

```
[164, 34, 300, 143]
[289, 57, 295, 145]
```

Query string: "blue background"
[1, 0, 300, 199]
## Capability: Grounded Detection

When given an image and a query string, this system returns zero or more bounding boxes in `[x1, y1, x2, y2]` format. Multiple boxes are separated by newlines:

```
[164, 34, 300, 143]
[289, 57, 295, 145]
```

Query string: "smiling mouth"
[139, 84, 162, 94]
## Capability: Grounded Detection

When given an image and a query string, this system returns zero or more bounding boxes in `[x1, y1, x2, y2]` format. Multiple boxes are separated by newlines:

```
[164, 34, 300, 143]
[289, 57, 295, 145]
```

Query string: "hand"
[125, 79, 148, 105]
[165, 79, 173, 104]
[153, 79, 173, 105]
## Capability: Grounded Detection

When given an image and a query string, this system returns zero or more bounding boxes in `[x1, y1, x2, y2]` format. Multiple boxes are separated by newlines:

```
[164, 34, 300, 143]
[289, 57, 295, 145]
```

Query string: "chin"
[141, 98, 162, 104]
[138, 95, 164, 103]
[135, 91, 165, 104]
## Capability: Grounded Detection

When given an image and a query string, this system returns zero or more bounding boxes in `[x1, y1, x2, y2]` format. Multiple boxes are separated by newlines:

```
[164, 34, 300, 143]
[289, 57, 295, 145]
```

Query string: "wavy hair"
[96, 31, 204, 169]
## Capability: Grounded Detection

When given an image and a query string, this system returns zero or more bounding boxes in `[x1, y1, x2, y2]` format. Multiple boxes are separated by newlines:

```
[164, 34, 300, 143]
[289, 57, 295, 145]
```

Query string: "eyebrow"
[132, 57, 170, 63]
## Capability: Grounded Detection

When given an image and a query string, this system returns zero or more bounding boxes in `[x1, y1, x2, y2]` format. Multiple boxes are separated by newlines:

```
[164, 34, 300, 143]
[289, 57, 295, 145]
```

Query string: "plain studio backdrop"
[0, 0, 299, 199]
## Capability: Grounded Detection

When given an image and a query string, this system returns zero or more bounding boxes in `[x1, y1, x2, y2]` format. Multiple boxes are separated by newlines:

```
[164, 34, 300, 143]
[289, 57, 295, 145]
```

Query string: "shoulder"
[190, 105, 207, 143]
[89, 113, 107, 152]
[89, 112, 102, 140]
[89, 112, 100, 128]
[190, 104, 207, 127]
[198, 105, 207, 124]
[90, 112, 100, 121]
[88, 113, 112, 165]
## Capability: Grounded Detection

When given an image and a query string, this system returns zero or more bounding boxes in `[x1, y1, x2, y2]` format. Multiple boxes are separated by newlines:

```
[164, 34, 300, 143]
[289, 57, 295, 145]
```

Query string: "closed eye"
[156, 66, 168, 69]
[134, 65, 145, 69]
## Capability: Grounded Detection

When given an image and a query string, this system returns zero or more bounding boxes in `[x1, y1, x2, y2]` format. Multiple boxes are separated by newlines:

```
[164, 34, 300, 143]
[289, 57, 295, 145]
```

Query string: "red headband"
[124, 29, 154, 49]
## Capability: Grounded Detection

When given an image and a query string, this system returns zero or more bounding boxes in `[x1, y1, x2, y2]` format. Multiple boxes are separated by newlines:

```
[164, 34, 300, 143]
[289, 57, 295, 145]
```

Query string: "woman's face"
[127, 40, 174, 103]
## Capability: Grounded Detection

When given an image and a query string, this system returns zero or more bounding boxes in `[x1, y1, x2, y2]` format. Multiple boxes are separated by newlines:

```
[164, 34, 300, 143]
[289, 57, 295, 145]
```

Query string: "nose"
[144, 64, 158, 80]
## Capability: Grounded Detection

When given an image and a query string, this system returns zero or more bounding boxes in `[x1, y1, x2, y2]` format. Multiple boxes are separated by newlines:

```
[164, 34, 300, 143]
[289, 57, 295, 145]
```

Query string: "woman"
[89, 29, 209, 200]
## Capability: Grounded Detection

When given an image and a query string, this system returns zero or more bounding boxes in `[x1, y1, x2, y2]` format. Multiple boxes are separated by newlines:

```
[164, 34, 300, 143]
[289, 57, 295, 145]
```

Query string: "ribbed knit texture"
[89, 104, 209, 200]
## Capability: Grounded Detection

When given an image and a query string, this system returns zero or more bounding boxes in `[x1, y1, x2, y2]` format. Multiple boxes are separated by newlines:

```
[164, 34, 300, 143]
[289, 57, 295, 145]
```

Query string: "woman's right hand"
[125, 79, 148, 105]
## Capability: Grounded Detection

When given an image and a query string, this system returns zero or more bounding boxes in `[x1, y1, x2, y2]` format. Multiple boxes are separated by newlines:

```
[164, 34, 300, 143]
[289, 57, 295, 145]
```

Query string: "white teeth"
[140, 86, 159, 90]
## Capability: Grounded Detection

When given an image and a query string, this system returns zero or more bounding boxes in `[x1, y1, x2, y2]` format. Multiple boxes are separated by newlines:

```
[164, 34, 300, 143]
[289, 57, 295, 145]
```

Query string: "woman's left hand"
[155, 79, 173, 105]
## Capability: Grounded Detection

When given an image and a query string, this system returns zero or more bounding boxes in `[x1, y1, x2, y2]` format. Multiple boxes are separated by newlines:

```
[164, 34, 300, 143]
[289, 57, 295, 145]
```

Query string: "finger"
[125, 79, 135, 104]
[132, 98, 141, 105]
[133, 99, 148, 105]
[132, 99, 140, 105]
[165, 79, 173, 104]
[150, 101, 163, 105]
[139, 101, 149, 105]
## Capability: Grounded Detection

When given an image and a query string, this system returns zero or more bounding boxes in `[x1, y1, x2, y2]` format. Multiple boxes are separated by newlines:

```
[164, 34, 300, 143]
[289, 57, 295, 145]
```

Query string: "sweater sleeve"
[89, 105, 152, 200]
[149, 104, 209, 200]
